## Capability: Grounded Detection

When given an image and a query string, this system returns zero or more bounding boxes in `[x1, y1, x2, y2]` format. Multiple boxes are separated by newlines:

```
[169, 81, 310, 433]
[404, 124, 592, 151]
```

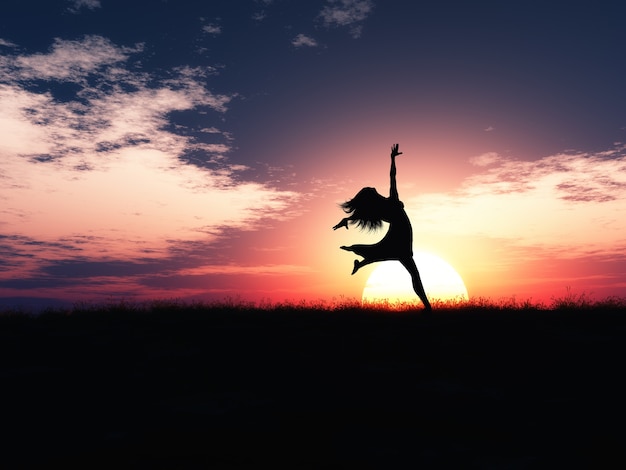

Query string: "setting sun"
[362, 252, 469, 305]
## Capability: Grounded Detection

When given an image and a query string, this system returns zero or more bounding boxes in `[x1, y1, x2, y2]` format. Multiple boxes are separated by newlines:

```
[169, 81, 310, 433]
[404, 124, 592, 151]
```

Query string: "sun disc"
[362, 251, 469, 305]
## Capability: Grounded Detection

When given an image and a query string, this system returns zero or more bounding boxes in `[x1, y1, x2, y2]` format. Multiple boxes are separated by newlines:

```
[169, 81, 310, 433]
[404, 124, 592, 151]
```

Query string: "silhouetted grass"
[3, 290, 625, 318]
[2, 294, 625, 467]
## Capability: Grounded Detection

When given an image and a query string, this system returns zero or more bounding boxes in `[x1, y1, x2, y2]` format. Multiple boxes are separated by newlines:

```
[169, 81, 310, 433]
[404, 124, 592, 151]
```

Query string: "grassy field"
[2, 296, 626, 468]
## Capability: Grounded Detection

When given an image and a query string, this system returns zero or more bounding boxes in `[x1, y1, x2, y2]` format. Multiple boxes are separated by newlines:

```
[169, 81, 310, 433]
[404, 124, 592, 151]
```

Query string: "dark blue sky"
[4, 0, 624, 170]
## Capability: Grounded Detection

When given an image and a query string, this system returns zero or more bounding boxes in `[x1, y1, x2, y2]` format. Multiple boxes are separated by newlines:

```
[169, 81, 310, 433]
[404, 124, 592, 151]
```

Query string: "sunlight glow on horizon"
[362, 252, 469, 306]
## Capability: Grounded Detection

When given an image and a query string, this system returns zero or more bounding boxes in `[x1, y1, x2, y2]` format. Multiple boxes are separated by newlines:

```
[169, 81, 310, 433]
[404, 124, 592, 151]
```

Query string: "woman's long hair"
[340, 187, 387, 231]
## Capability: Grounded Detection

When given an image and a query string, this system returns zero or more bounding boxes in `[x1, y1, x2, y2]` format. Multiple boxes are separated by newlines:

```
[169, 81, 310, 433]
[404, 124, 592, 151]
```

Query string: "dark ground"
[2, 304, 626, 468]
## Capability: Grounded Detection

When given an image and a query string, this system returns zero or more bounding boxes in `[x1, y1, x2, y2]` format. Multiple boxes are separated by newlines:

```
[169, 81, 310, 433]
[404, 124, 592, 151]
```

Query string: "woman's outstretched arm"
[333, 218, 349, 230]
[333, 215, 354, 230]
[389, 143, 402, 200]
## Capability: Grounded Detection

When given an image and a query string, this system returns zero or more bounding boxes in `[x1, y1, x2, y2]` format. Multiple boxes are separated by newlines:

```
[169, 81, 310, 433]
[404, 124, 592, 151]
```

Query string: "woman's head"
[340, 187, 388, 231]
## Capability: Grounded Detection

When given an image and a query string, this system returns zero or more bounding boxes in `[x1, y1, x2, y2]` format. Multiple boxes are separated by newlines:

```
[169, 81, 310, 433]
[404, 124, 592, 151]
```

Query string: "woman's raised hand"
[391, 143, 403, 158]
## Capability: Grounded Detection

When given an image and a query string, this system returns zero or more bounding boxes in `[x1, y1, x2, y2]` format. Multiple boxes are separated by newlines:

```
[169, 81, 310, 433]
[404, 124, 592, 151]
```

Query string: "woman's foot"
[351, 259, 360, 275]
[340, 245, 352, 252]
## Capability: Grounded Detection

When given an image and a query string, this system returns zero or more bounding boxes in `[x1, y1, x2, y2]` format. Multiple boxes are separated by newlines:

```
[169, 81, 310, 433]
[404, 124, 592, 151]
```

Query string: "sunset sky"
[2, 0, 626, 309]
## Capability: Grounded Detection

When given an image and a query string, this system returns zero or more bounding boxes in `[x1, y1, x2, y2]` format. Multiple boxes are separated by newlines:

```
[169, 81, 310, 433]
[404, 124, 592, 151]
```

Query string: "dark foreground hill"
[2, 301, 626, 468]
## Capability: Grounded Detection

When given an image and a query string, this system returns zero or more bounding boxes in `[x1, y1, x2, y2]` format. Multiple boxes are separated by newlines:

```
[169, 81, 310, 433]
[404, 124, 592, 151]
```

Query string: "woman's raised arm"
[389, 143, 402, 200]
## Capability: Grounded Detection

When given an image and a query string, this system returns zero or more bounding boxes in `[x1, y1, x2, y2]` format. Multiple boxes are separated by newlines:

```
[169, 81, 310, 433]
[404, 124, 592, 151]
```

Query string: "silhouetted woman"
[333, 144, 432, 310]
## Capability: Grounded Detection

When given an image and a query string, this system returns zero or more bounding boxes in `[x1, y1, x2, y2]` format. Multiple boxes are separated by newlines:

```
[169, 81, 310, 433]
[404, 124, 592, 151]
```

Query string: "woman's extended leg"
[341, 244, 386, 274]
[349, 256, 385, 275]
[400, 257, 432, 311]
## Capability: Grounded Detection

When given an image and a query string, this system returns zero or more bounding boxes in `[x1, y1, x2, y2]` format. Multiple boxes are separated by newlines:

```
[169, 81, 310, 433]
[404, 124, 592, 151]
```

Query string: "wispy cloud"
[1, 38, 229, 165]
[469, 152, 501, 167]
[202, 24, 222, 35]
[9, 36, 137, 81]
[252, 0, 273, 21]
[67, 0, 101, 13]
[0, 36, 301, 300]
[408, 146, 626, 258]
[252, 11, 267, 21]
[177, 264, 315, 276]
[319, 0, 374, 38]
[292, 34, 318, 48]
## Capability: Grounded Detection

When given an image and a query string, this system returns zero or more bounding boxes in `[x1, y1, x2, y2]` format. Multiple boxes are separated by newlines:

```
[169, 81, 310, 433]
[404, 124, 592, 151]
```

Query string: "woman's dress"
[349, 199, 413, 262]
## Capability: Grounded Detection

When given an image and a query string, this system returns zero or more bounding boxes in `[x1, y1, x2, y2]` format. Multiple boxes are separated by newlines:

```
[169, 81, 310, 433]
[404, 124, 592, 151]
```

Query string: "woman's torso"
[381, 199, 413, 251]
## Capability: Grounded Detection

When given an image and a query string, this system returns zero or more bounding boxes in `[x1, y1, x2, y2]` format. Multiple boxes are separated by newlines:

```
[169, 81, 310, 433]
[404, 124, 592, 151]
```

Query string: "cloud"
[0, 36, 301, 298]
[407, 146, 626, 258]
[0, 38, 16, 48]
[177, 264, 315, 276]
[292, 34, 318, 48]
[469, 152, 501, 167]
[1, 41, 229, 165]
[202, 24, 222, 35]
[319, 0, 374, 38]
[252, 12, 267, 21]
[9, 36, 138, 81]
[252, 0, 273, 21]
[68, 0, 101, 13]
[484, 126, 495, 132]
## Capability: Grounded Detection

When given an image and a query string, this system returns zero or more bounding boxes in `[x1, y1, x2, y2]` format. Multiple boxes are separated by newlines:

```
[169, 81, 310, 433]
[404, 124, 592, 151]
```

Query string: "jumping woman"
[333, 144, 432, 311]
